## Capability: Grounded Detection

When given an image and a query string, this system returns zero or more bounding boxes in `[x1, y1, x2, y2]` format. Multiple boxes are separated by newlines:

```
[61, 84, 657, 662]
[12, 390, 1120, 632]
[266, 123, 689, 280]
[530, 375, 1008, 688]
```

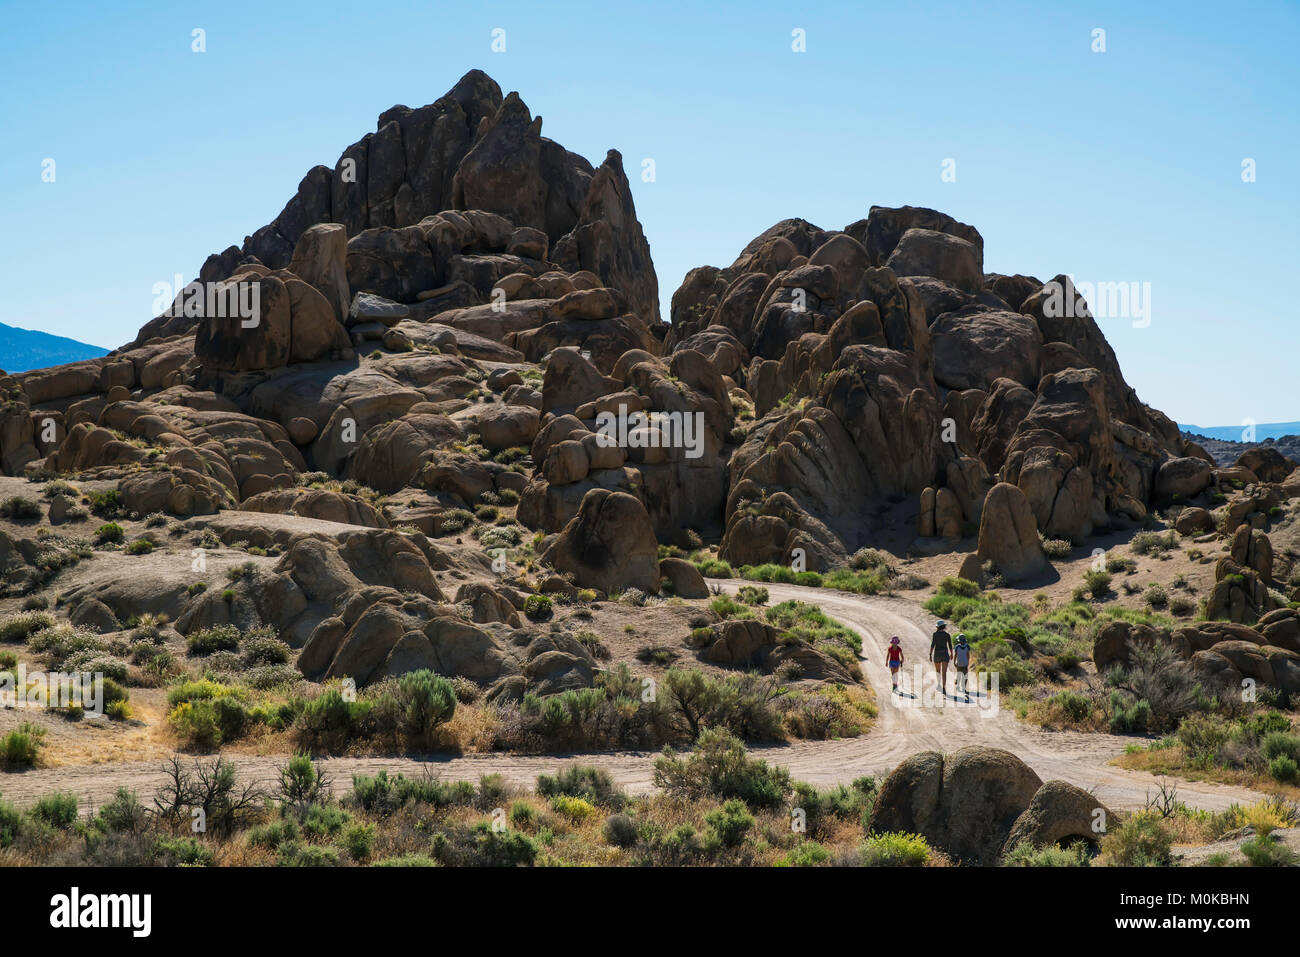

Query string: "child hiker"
[887, 636, 904, 692]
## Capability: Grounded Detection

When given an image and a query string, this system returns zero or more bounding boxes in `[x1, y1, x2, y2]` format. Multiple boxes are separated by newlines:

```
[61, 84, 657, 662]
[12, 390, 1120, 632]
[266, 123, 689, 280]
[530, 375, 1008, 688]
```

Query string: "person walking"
[930, 620, 953, 696]
[953, 633, 971, 701]
[886, 636, 904, 693]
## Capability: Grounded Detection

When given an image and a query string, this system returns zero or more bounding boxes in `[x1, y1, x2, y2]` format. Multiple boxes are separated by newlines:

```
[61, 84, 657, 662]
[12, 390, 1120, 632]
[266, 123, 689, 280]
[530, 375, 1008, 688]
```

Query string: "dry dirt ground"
[0, 577, 1265, 815]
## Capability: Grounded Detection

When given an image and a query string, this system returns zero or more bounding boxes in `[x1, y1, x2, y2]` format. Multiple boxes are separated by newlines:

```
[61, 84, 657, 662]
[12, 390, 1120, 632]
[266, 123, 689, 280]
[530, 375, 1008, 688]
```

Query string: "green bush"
[523, 594, 553, 620]
[704, 799, 754, 849]
[694, 558, 733, 578]
[1268, 754, 1299, 784]
[342, 821, 376, 861]
[95, 522, 124, 544]
[779, 841, 830, 867]
[30, 791, 79, 830]
[0, 611, 55, 641]
[1102, 811, 1172, 866]
[1050, 690, 1094, 723]
[603, 812, 638, 848]
[186, 625, 241, 655]
[395, 669, 457, 744]
[95, 788, 147, 834]
[937, 576, 980, 598]
[861, 831, 930, 866]
[537, 765, 627, 809]
[0, 799, 21, 848]
[1003, 840, 1092, 866]
[736, 585, 769, 606]
[1, 723, 43, 766]
[0, 496, 42, 520]
[155, 836, 215, 867]
[125, 538, 154, 555]
[652, 728, 792, 810]
[1083, 570, 1112, 598]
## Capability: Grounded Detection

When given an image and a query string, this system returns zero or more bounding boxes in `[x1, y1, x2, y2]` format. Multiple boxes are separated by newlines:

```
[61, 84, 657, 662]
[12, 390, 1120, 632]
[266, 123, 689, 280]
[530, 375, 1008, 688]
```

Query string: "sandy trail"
[0, 582, 1264, 813]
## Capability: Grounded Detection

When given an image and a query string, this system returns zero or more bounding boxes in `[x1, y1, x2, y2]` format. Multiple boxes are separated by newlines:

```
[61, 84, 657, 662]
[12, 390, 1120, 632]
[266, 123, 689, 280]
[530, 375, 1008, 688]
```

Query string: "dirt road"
[0, 582, 1264, 813]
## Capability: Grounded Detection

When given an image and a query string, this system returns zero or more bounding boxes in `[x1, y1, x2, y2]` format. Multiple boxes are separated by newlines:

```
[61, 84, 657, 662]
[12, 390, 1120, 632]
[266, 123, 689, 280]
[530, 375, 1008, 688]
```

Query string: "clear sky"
[1, 0, 1295, 426]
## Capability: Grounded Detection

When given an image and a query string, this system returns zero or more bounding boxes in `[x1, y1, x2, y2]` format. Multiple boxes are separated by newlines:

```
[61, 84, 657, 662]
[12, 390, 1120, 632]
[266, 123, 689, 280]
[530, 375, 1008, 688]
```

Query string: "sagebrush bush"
[652, 728, 792, 809]
[861, 831, 930, 866]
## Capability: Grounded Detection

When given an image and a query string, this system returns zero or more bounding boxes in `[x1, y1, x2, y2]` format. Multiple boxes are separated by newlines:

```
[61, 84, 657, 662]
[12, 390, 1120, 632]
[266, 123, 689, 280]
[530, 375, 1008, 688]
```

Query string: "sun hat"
[889, 636, 901, 645]
[935, 620, 947, 628]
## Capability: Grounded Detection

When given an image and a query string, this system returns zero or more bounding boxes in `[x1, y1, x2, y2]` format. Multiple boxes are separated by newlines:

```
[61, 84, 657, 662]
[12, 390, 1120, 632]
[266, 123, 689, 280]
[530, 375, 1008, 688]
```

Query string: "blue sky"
[1, 0, 1295, 426]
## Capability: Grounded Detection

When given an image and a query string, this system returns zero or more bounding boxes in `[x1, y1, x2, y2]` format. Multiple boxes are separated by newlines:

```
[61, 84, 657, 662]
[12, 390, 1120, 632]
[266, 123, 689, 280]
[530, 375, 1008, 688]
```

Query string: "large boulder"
[976, 483, 1048, 582]
[288, 223, 351, 324]
[872, 747, 1043, 865]
[1003, 780, 1112, 854]
[539, 489, 660, 594]
[885, 227, 983, 294]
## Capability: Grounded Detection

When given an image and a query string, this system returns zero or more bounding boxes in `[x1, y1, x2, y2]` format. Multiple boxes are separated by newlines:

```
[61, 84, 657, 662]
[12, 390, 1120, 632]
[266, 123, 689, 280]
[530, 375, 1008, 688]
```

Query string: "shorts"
[955, 664, 968, 673]
[932, 654, 950, 664]
[888, 662, 901, 672]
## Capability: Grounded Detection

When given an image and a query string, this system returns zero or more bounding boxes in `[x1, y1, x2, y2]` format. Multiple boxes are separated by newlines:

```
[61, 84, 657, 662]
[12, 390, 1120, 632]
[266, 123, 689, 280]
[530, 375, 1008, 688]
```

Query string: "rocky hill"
[1, 68, 1297, 701]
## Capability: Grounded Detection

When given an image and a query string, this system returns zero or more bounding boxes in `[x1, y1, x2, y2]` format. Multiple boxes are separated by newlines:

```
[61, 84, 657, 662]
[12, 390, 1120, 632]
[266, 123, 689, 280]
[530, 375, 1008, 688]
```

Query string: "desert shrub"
[1040, 538, 1072, 559]
[302, 802, 351, 839]
[536, 765, 626, 809]
[1268, 754, 1299, 784]
[549, 794, 598, 822]
[937, 576, 980, 598]
[125, 538, 154, 555]
[94, 522, 124, 544]
[737, 584, 769, 606]
[374, 854, 438, 867]
[779, 841, 831, 867]
[0, 799, 20, 847]
[22, 595, 50, 611]
[1106, 641, 1205, 730]
[349, 769, 475, 815]
[523, 594, 552, 620]
[155, 836, 215, 867]
[1142, 583, 1168, 609]
[702, 798, 754, 850]
[242, 635, 291, 666]
[277, 752, 330, 807]
[694, 558, 733, 578]
[1109, 694, 1152, 734]
[1102, 811, 1172, 866]
[861, 831, 930, 867]
[95, 788, 147, 834]
[603, 812, 639, 848]
[186, 624, 241, 655]
[87, 489, 126, 518]
[169, 697, 249, 750]
[1131, 530, 1177, 556]
[294, 689, 372, 752]
[662, 669, 783, 742]
[1049, 690, 1094, 724]
[740, 563, 797, 584]
[248, 816, 301, 849]
[395, 669, 457, 745]
[1, 723, 44, 766]
[1083, 570, 1112, 598]
[709, 595, 751, 620]
[1003, 840, 1092, 866]
[29, 791, 79, 829]
[278, 841, 340, 867]
[341, 821, 376, 861]
[0, 496, 42, 520]
[0, 611, 54, 641]
[652, 728, 792, 809]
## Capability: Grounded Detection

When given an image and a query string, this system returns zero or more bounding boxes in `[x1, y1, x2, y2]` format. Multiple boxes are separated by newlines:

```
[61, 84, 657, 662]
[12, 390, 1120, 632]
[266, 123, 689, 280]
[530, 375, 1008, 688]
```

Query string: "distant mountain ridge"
[0, 321, 108, 373]
[1179, 421, 1300, 442]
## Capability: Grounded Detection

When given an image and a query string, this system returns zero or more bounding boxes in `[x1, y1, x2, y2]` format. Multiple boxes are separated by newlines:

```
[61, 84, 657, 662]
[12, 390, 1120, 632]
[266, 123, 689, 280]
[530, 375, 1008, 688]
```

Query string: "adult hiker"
[953, 633, 971, 701]
[886, 636, 904, 692]
[930, 620, 953, 695]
